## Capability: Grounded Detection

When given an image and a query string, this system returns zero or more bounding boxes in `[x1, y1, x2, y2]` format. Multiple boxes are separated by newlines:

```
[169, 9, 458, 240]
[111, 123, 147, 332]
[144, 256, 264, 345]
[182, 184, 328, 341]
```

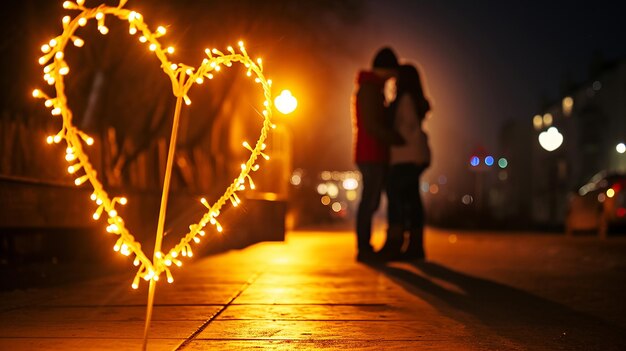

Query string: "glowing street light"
[274, 89, 297, 114]
[538, 127, 563, 152]
[617, 142, 626, 154]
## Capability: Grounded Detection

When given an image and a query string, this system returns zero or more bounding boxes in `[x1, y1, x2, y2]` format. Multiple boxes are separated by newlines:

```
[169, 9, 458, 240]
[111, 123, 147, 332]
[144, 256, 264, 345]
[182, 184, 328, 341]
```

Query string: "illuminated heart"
[32, 0, 275, 289]
[538, 127, 563, 152]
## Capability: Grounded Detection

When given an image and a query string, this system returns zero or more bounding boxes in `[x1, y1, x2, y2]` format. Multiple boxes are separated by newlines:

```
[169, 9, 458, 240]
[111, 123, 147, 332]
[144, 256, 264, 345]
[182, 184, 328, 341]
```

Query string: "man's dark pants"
[356, 162, 387, 254]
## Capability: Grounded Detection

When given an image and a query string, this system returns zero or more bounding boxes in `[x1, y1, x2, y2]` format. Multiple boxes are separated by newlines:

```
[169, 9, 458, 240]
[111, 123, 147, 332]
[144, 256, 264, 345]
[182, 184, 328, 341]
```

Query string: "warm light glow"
[31, 1, 275, 290]
[321, 171, 331, 181]
[274, 89, 297, 114]
[543, 113, 553, 127]
[346, 190, 357, 201]
[321, 195, 331, 206]
[429, 184, 439, 194]
[617, 143, 626, 154]
[532, 114, 543, 130]
[342, 178, 358, 190]
[562, 96, 573, 116]
[331, 202, 342, 212]
[316, 183, 327, 195]
[326, 183, 339, 198]
[606, 188, 615, 198]
[290, 174, 301, 186]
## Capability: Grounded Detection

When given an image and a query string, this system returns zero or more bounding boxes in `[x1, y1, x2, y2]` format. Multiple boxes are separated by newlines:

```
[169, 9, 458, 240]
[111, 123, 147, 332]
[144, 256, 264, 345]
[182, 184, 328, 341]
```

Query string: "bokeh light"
[290, 174, 301, 186]
[346, 190, 357, 201]
[484, 156, 494, 166]
[592, 80, 602, 91]
[326, 183, 339, 198]
[461, 194, 473, 205]
[331, 202, 342, 212]
[543, 113, 553, 127]
[470, 156, 480, 167]
[562, 96, 573, 116]
[532, 114, 543, 130]
[316, 183, 328, 195]
[498, 158, 508, 168]
[321, 195, 331, 206]
[429, 184, 439, 194]
[342, 178, 359, 190]
[274, 89, 297, 114]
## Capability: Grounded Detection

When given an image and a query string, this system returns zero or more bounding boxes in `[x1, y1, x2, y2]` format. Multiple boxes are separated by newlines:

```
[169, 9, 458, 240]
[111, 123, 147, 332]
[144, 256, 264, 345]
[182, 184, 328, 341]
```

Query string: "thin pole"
[142, 75, 186, 350]
[142, 279, 157, 351]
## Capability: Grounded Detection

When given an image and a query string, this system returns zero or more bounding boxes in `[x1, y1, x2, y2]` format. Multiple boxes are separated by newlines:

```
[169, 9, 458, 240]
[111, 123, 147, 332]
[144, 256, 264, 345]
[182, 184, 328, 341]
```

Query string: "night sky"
[329, 0, 626, 181]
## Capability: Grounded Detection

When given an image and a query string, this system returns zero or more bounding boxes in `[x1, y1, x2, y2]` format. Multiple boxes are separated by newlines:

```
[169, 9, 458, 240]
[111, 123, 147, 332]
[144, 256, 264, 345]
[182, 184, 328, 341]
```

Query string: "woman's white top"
[390, 94, 431, 166]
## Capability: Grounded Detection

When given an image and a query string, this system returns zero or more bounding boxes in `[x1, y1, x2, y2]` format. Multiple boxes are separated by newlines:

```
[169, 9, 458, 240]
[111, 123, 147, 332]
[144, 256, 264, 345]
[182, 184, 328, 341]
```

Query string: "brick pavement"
[1, 229, 625, 350]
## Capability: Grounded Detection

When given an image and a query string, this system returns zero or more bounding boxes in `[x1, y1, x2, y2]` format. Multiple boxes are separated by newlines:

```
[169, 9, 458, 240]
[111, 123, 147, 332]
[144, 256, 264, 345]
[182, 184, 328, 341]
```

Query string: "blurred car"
[565, 171, 626, 237]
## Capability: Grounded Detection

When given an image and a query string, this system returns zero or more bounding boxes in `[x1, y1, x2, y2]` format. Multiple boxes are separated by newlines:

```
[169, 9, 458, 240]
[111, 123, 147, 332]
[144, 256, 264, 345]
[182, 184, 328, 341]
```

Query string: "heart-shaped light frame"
[32, 0, 275, 289]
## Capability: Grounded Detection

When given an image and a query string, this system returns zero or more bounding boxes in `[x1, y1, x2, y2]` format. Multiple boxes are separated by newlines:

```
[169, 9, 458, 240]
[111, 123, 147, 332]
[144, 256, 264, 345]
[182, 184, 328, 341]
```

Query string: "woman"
[378, 64, 431, 261]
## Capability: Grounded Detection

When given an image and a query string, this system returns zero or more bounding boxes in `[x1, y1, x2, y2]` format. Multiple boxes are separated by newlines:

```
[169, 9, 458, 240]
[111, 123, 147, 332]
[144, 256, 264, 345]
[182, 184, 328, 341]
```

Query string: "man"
[352, 47, 404, 261]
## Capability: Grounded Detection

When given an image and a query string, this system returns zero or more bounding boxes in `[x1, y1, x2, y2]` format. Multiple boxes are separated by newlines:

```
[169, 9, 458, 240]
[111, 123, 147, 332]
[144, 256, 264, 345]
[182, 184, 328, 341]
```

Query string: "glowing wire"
[32, 0, 274, 288]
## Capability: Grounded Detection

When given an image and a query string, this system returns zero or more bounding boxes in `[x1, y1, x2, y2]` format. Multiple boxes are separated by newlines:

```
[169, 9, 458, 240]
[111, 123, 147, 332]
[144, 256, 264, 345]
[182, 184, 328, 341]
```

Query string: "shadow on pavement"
[366, 260, 626, 351]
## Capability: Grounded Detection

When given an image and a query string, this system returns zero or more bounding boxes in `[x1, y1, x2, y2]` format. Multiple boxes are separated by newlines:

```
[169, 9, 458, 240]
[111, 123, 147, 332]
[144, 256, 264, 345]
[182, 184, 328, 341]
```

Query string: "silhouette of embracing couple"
[352, 47, 431, 262]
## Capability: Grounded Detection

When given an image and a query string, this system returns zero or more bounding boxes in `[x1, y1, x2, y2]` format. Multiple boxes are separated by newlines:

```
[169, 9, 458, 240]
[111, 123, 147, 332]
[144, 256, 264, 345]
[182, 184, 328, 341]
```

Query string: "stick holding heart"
[32, 0, 275, 347]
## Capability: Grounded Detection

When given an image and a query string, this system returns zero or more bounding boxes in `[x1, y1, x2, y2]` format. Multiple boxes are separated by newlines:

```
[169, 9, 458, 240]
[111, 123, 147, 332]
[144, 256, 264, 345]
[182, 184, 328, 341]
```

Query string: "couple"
[352, 47, 431, 262]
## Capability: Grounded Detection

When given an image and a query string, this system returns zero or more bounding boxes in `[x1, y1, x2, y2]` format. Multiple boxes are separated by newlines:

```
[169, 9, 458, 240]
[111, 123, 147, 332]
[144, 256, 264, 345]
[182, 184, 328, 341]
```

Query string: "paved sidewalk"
[1, 229, 625, 350]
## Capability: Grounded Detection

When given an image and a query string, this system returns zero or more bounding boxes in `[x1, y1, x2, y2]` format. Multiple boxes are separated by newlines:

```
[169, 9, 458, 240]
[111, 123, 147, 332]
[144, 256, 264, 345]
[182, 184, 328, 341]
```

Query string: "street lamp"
[538, 127, 563, 152]
[538, 126, 565, 225]
[261, 89, 297, 200]
[274, 90, 297, 115]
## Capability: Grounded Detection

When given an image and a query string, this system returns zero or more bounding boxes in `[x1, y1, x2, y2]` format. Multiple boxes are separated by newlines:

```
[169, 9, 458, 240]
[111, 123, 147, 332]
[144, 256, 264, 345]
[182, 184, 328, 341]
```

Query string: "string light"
[31, 0, 275, 289]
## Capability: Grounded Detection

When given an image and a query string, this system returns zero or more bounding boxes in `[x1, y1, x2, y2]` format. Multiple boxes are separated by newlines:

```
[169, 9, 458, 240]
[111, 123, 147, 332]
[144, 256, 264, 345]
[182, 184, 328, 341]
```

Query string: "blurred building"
[529, 58, 626, 226]
[491, 120, 533, 225]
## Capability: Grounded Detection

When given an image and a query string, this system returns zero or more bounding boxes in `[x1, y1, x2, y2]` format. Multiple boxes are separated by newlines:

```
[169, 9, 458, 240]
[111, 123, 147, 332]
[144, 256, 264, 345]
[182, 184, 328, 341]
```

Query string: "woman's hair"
[394, 64, 430, 120]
